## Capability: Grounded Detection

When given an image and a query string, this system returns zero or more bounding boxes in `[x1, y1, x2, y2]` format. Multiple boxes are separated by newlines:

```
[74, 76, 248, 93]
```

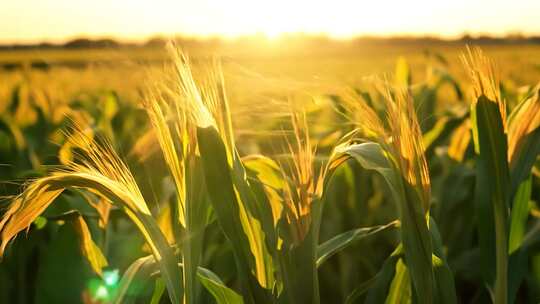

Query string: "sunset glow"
[2, 0, 540, 43]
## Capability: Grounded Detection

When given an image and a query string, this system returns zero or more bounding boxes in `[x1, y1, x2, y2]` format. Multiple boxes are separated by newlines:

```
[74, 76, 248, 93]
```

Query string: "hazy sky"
[3, 0, 540, 43]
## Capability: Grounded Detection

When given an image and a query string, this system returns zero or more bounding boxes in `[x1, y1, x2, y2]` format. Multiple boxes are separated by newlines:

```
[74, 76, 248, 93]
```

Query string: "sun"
[2, 0, 540, 43]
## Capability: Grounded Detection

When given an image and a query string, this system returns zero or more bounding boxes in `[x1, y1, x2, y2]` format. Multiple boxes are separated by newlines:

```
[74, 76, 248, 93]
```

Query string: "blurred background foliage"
[0, 40, 540, 303]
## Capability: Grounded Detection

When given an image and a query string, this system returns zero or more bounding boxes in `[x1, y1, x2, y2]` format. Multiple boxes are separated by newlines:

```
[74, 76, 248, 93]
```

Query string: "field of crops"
[0, 43, 540, 304]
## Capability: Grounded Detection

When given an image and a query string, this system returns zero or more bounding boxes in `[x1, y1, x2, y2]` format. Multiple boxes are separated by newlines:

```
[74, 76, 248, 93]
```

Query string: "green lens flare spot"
[33, 216, 47, 230]
[88, 278, 110, 301]
[103, 269, 119, 286]
[95, 285, 109, 300]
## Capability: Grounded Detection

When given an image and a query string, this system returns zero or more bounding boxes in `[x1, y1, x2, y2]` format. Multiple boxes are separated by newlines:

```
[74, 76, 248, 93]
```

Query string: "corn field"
[0, 44, 540, 304]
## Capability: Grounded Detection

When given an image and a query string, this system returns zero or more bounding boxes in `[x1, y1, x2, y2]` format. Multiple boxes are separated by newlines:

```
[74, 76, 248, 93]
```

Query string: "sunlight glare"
[2, 0, 540, 42]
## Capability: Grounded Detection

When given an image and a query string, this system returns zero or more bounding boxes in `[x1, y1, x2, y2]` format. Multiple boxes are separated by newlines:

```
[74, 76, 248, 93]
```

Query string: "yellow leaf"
[448, 119, 471, 162]
[72, 215, 108, 276]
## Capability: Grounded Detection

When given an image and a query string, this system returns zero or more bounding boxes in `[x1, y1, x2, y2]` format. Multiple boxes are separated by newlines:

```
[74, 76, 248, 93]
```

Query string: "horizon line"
[3, 30, 540, 45]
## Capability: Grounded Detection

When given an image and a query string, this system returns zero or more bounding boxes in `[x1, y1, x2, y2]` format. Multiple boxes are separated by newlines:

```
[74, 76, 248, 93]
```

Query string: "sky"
[2, 0, 540, 43]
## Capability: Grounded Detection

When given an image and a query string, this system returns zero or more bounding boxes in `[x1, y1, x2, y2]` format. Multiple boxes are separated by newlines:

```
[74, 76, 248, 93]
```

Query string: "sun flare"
[2, 0, 540, 42]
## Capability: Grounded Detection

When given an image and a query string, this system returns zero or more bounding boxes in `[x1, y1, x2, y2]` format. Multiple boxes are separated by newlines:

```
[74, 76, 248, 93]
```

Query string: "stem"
[182, 240, 193, 304]
[493, 204, 508, 304]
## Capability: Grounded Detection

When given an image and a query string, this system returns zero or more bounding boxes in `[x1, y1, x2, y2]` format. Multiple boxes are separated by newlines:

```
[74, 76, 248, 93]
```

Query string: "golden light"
[1, 0, 540, 42]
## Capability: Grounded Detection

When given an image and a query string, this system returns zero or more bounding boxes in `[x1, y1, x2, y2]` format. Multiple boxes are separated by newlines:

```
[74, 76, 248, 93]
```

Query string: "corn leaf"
[316, 220, 399, 268]
[114, 255, 244, 304]
[509, 177, 532, 254]
[71, 214, 108, 276]
[113, 255, 155, 304]
[385, 258, 411, 304]
[197, 125, 272, 304]
[422, 115, 465, 157]
[508, 127, 540, 197]
[505, 87, 540, 303]
[429, 218, 457, 304]
[150, 279, 166, 304]
[471, 95, 510, 303]
[395, 57, 411, 88]
[198, 267, 244, 304]
[507, 176, 532, 303]
[507, 87, 540, 197]
[332, 142, 433, 304]
[365, 245, 403, 304]
[0, 139, 183, 304]
[275, 223, 319, 304]
[343, 275, 377, 304]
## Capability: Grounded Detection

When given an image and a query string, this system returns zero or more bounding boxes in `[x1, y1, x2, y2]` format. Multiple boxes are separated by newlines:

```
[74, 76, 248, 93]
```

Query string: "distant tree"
[63, 38, 119, 49]
[145, 37, 167, 47]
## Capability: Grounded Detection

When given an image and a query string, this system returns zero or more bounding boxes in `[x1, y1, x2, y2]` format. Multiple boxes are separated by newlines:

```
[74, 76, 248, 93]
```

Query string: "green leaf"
[332, 142, 433, 304]
[509, 177, 532, 253]
[113, 255, 244, 304]
[316, 220, 399, 268]
[507, 87, 540, 196]
[332, 142, 400, 200]
[507, 248, 528, 304]
[422, 111, 467, 158]
[276, 223, 319, 304]
[507, 176, 532, 303]
[183, 155, 212, 304]
[386, 258, 411, 304]
[509, 127, 540, 198]
[365, 245, 403, 304]
[471, 95, 510, 304]
[243, 155, 284, 249]
[113, 255, 155, 304]
[198, 267, 244, 304]
[431, 255, 457, 304]
[197, 126, 272, 304]
[150, 279, 166, 304]
[0, 150, 183, 303]
[343, 275, 377, 304]
[35, 224, 94, 304]
[429, 218, 457, 304]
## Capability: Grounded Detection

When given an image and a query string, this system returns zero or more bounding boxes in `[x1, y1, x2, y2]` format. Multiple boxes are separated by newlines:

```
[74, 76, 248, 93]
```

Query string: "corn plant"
[0, 47, 242, 304]
[179, 49, 400, 303]
[461, 47, 540, 304]
[332, 83, 457, 303]
[2, 44, 540, 304]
